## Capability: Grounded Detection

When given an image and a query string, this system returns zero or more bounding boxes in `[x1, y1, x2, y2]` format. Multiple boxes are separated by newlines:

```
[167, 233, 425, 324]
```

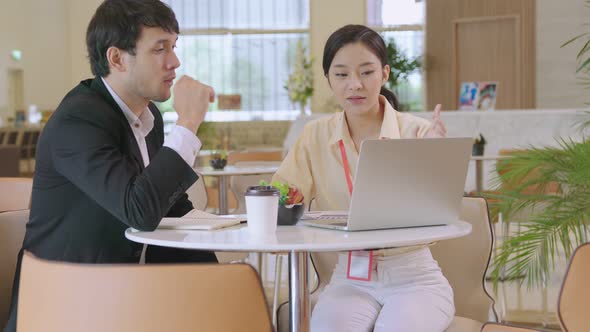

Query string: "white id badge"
[346, 250, 373, 281]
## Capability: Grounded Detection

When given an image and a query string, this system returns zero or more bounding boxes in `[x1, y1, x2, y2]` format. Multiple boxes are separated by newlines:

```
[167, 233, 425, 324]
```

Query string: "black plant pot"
[277, 204, 305, 226]
[210, 158, 227, 170]
[472, 144, 485, 156]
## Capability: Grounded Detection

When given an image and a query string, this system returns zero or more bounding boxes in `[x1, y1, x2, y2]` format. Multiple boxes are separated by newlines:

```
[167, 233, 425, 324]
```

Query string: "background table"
[470, 155, 508, 192]
[126, 221, 472, 332]
[194, 165, 278, 214]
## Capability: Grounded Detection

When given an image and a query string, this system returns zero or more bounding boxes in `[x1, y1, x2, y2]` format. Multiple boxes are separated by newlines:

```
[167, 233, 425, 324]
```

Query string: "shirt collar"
[101, 77, 154, 137]
[328, 95, 401, 146]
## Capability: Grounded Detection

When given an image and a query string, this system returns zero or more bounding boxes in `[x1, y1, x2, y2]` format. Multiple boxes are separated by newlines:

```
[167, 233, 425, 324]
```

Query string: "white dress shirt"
[101, 77, 201, 167]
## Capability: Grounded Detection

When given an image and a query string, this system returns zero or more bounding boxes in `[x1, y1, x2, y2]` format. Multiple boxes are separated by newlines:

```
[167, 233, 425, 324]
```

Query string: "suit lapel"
[145, 104, 163, 160]
[90, 77, 145, 168]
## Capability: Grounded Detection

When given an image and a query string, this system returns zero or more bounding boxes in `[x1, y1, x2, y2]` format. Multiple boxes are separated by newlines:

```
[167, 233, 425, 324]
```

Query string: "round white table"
[126, 221, 472, 332]
[194, 165, 279, 215]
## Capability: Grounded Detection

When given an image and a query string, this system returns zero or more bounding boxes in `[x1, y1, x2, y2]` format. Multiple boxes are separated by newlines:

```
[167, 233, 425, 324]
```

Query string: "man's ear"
[106, 47, 126, 73]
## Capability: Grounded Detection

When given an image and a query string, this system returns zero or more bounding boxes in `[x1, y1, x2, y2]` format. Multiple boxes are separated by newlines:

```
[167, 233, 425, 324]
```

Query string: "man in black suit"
[4, 1, 218, 331]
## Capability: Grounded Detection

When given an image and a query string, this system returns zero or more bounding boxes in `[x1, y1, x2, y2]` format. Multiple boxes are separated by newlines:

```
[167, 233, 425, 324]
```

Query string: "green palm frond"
[487, 1, 590, 287]
[486, 139, 590, 287]
[574, 111, 590, 132]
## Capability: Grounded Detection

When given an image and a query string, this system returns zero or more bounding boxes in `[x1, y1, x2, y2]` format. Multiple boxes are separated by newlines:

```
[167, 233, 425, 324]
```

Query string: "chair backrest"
[29, 131, 40, 159]
[0, 147, 21, 177]
[229, 160, 281, 214]
[17, 252, 272, 332]
[0, 129, 6, 145]
[309, 252, 338, 291]
[430, 196, 496, 323]
[185, 174, 208, 211]
[558, 242, 590, 332]
[4, 129, 20, 146]
[0, 177, 33, 212]
[0, 210, 29, 327]
[481, 322, 539, 332]
[497, 149, 560, 195]
[277, 198, 495, 331]
[19, 131, 33, 159]
[227, 150, 283, 165]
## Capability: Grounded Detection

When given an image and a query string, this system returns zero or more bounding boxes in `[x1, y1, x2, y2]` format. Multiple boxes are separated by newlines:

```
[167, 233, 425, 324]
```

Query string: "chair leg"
[256, 252, 263, 274]
[272, 254, 283, 327]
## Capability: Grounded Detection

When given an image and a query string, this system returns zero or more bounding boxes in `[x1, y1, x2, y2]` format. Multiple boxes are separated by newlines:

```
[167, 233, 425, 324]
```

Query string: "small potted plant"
[209, 150, 228, 170]
[285, 39, 314, 117]
[472, 134, 487, 156]
[260, 180, 304, 225]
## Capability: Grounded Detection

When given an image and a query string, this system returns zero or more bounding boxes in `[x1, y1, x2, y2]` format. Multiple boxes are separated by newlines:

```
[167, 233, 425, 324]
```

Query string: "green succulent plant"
[259, 180, 290, 206]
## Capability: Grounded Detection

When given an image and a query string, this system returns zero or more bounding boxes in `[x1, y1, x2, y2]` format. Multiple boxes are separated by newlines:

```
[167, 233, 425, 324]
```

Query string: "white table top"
[194, 165, 279, 176]
[125, 221, 472, 252]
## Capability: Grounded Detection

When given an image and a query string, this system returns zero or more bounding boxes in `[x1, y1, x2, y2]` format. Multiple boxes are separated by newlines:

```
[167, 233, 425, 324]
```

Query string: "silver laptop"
[302, 137, 473, 231]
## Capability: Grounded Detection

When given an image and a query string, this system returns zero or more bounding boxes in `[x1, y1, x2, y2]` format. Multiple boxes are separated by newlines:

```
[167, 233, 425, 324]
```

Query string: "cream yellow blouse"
[274, 96, 434, 255]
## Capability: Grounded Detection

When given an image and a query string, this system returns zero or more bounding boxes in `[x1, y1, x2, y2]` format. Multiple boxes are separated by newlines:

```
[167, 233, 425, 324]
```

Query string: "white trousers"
[311, 247, 455, 332]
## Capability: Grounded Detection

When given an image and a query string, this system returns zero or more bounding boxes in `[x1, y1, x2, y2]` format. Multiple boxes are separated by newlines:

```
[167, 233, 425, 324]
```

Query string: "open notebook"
[158, 209, 246, 230]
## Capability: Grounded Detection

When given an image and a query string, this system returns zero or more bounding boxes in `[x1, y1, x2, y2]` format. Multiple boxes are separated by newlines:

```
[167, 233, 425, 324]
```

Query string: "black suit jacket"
[3, 77, 200, 332]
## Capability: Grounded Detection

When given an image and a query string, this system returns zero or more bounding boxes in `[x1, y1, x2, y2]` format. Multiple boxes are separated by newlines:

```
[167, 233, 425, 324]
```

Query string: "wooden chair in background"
[0, 210, 29, 327]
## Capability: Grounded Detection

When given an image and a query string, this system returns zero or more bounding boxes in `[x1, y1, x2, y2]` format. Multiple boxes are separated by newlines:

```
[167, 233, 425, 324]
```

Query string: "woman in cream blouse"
[273, 25, 453, 332]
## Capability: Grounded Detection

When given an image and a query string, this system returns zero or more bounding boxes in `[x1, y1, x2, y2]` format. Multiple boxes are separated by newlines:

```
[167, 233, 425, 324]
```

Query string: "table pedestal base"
[289, 251, 310, 332]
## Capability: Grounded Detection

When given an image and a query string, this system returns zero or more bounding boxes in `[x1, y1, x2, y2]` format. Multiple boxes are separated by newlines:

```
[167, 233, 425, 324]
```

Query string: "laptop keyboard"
[306, 218, 348, 227]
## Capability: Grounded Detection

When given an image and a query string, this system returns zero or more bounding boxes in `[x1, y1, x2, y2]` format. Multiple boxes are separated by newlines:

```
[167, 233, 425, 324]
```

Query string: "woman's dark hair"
[322, 24, 399, 111]
[86, 0, 179, 77]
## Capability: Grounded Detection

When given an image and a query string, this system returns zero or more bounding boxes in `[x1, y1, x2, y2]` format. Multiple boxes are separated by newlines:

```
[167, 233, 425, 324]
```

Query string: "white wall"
[0, 0, 99, 123]
[0, 0, 69, 121]
[20, 0, 69, 111]
[66, 0, 102, 87]
[309, 0, 366, 113]
[0, 1, 26, 121]
[536, 0, 589, 109]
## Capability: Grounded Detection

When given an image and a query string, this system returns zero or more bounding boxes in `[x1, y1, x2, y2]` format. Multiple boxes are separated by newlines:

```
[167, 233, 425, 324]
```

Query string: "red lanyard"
[338, 140, 354, 196]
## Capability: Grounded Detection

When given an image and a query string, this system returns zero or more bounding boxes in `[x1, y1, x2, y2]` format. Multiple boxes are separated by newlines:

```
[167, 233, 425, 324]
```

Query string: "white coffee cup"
[245, 186, 280, 236]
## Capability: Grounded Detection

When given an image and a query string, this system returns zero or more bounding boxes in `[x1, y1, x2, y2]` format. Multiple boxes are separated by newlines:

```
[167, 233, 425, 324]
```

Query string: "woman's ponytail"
[380, 86, 399, 111]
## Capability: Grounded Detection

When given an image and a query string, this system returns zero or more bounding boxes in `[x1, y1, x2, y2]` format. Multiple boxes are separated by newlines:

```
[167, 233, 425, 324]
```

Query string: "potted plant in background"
[472, 134, 487, 156]
[487, 13, 590, 287]
[384, 38, 421, 112]
[260, 180, 304, 225]
[285, 40, 314, 117]
[209, 150, 228, 170]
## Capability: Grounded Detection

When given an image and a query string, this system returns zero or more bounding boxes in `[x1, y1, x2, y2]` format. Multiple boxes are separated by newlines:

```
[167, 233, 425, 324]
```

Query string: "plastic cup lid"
[245, 186, 280, 196]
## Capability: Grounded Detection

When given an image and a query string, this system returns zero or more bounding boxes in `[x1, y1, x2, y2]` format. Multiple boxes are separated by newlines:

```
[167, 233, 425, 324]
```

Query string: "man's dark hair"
[86, 0, 179, 77]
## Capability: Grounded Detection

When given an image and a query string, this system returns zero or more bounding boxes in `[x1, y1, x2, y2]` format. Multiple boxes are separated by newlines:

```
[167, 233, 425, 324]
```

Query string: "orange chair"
[0, 210, 29, 327]
[0, 177, 32, 212]
[277, 197, 497, 332]
[495, 149, 560, 196]
[227, 150, 283, 165]
[482, 242, 590, 332]
[17, 252, 272, 332]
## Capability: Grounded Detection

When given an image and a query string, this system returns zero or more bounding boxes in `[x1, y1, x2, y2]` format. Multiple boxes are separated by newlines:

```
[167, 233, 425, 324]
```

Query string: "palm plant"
[488, 141, 590, 286]
[488, 9, 590, 286]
